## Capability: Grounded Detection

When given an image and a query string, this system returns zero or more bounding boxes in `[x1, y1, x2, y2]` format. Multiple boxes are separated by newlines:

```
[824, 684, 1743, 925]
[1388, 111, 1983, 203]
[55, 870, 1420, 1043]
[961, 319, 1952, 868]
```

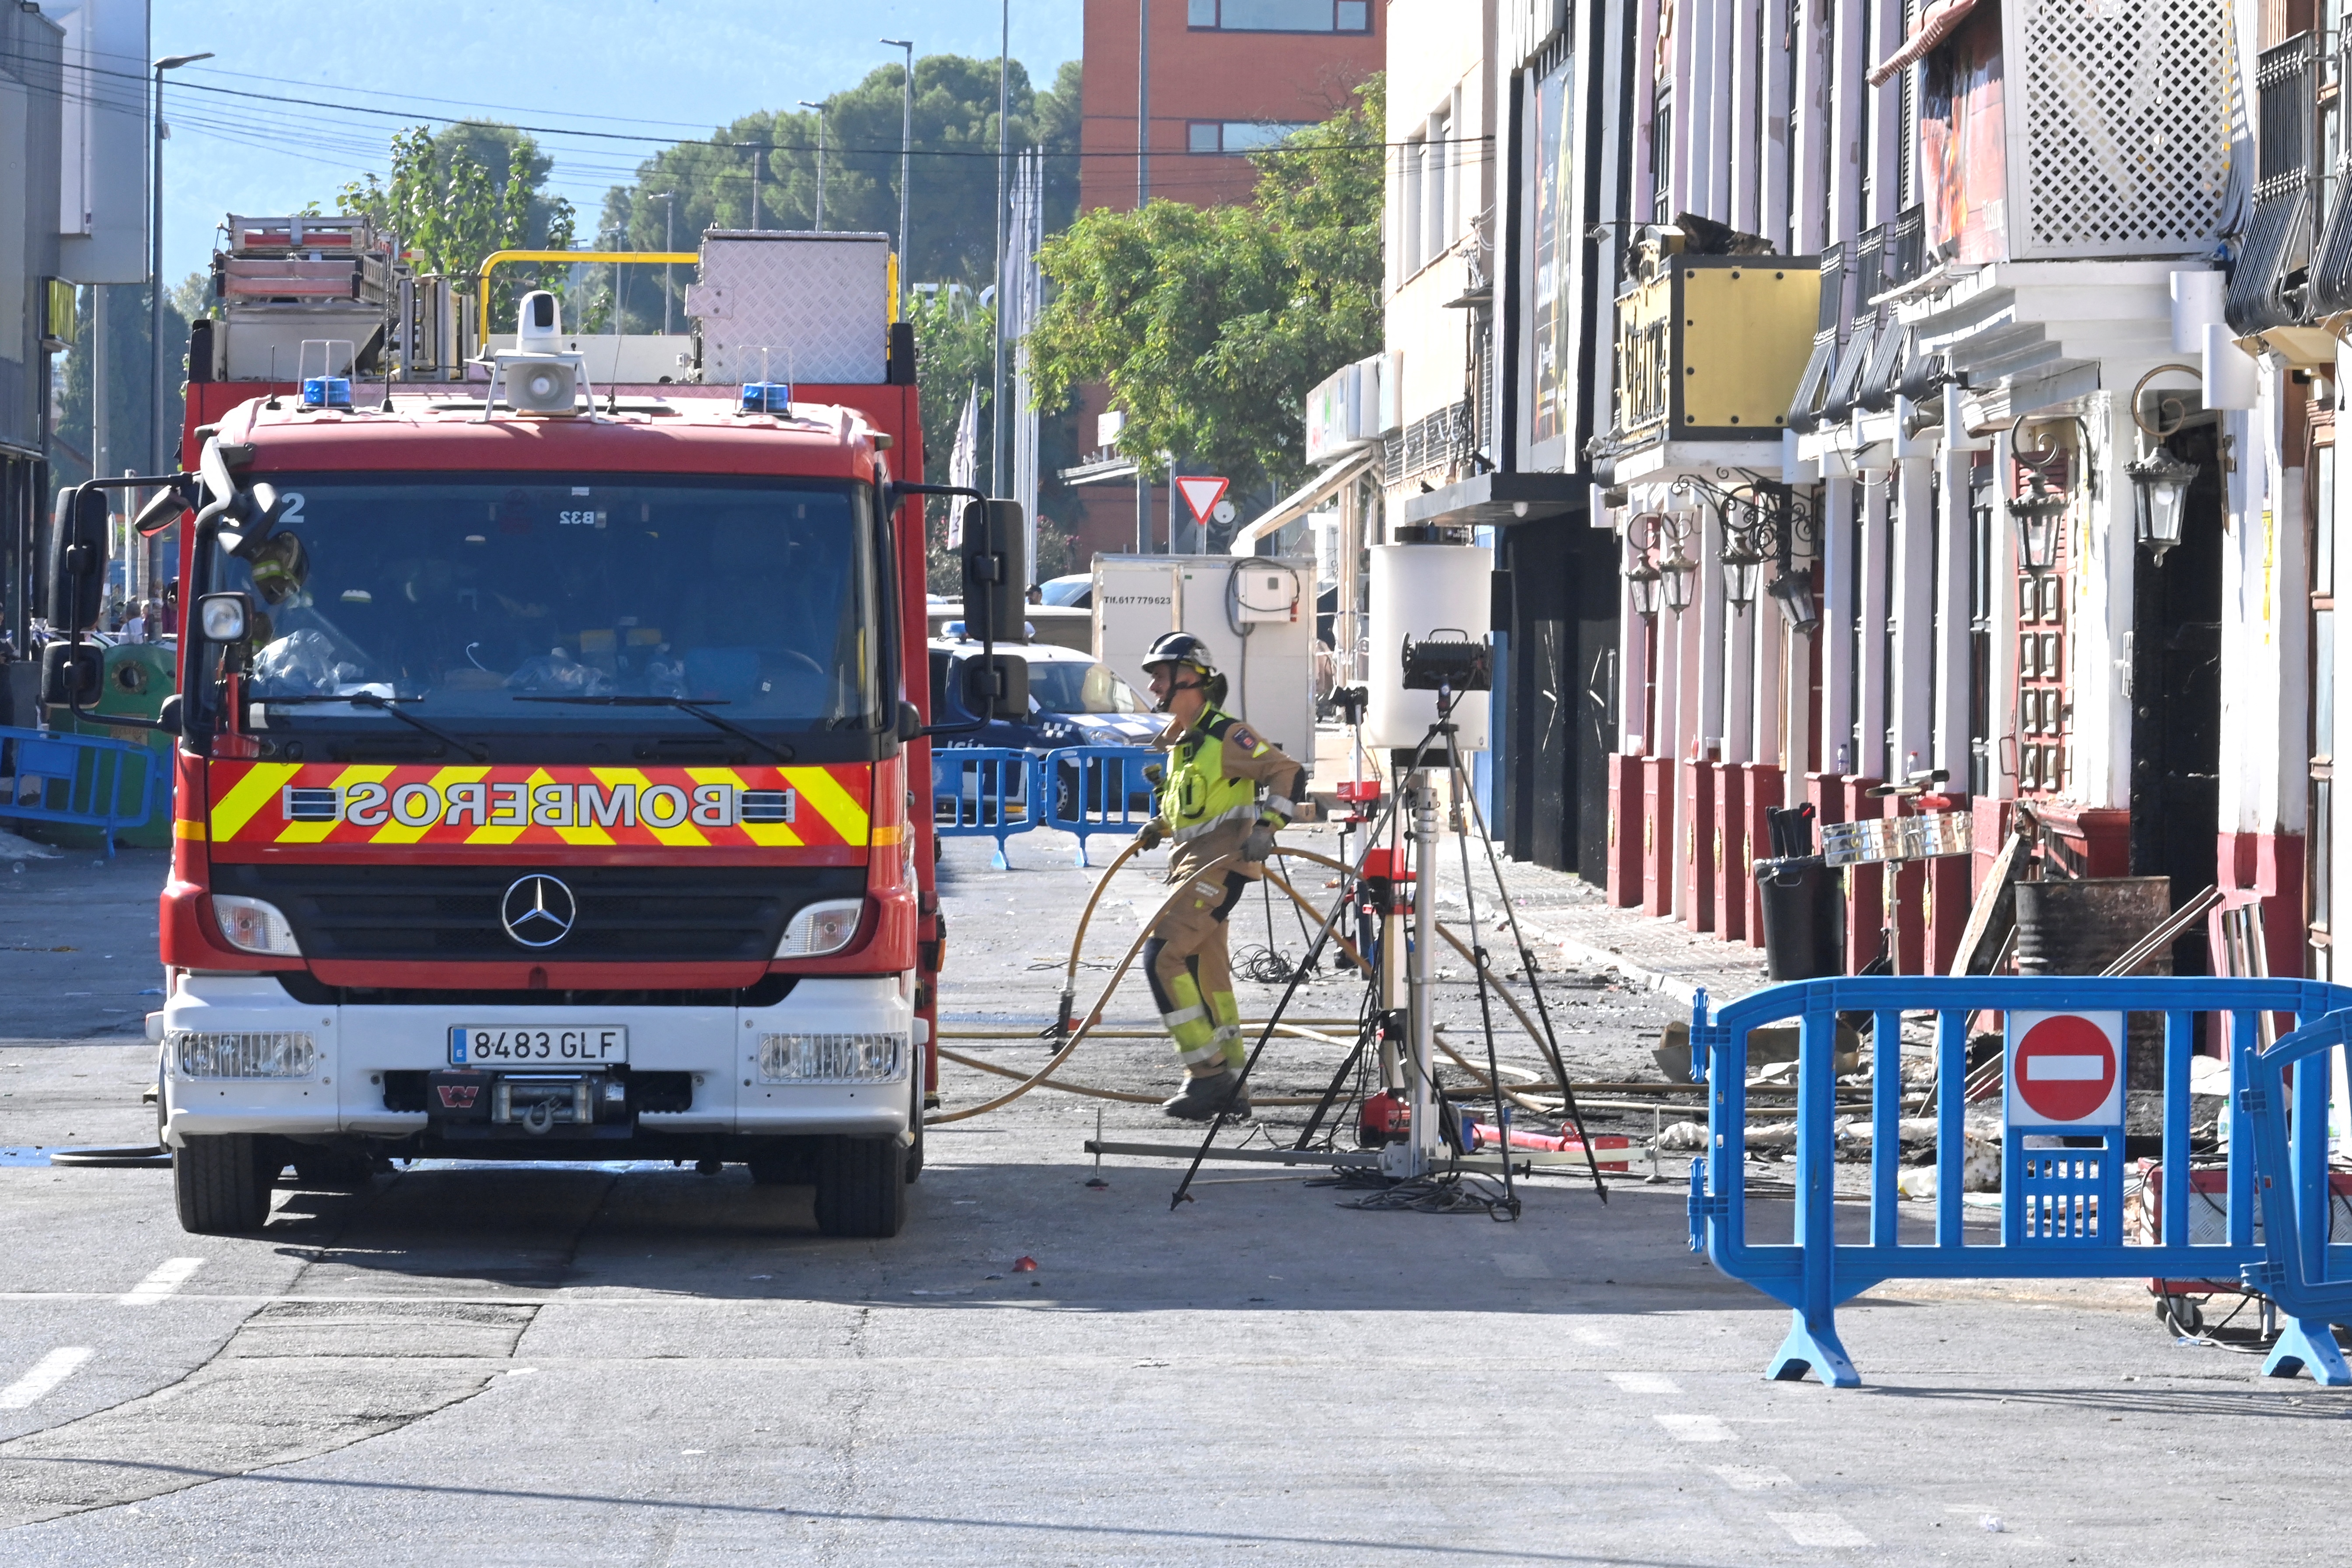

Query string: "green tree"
[334, 123, 578, 325]
[49, 276, 202, 488]
[594, 56, 1080, 334]
[1027, 75, 1384, 512]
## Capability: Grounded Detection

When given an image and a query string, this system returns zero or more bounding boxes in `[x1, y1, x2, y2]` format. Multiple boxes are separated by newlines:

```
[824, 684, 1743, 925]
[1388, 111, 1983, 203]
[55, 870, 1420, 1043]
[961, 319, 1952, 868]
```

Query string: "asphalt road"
[0, 826, 2343, 1565]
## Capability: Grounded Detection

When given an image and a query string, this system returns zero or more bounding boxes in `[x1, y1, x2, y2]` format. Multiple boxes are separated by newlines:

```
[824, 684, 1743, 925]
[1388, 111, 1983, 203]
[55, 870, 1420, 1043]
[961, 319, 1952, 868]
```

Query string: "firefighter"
[1132, 632, 1304, 1120]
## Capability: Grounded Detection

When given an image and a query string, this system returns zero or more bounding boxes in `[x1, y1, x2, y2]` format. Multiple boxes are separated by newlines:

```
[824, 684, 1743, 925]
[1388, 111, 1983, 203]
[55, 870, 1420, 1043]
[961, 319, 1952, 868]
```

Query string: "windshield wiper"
[254, 692, 490, 762]
[509, 695, 795, 763]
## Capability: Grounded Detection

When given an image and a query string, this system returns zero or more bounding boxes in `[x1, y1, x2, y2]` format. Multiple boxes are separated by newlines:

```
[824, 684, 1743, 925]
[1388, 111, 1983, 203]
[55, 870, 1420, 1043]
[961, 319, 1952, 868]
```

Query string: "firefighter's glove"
[1136, 819, 1167, 853]
[1242, 824, 1278, 864]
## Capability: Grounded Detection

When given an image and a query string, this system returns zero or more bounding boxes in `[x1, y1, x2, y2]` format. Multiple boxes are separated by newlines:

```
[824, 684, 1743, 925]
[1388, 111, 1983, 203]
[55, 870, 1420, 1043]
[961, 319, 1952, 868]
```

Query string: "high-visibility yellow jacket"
[1153, 706, 1302, 882]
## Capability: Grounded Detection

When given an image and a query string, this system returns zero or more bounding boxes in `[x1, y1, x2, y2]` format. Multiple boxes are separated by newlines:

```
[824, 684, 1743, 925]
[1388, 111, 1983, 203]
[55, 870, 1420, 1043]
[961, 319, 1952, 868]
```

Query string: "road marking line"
[1567, 1326, 1619, 1346]
[1608, 1371, 1681, 1394]
[0, 1348, 92, 1409]
[120, 1257, 203, 1306]
[1768, 1512, 1871, 1548]
[1654, 1413, 1734, 1442]
[1714, 1466, 1797, 1491]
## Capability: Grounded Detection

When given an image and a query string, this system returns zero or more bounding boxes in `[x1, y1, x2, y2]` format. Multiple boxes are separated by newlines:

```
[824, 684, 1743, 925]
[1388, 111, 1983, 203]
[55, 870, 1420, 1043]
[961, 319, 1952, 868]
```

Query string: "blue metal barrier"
[1041, 746, 1157, 866]
[0, 725, 170, 860]
[2239, 1008, 2352, 1366]
[1688, 975, 2352, 1387]
[930, 746, 1043, 870]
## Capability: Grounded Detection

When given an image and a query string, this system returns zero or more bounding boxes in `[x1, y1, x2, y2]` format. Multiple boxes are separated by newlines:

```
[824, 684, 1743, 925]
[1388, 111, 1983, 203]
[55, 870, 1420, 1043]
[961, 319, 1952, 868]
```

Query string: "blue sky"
[151, 0, 1082, 285]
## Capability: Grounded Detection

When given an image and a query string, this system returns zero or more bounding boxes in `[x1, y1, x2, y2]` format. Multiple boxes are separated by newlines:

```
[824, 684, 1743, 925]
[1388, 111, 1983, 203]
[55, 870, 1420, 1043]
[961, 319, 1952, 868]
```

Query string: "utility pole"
[799, 101, 827, 229]
[991, 0, 1009, 502]
[751, 146, 763, 230]
[151, 50, 212, 472]
[883, 38, 914, 309]
[652, 192, 675, 335]
[1135, 0, 1150, 551]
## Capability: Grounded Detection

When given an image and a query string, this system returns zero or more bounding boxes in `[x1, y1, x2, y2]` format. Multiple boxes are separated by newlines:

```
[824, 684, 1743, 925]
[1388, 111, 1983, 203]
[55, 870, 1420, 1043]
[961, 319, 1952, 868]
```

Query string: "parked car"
[928, 639, 1161, 825]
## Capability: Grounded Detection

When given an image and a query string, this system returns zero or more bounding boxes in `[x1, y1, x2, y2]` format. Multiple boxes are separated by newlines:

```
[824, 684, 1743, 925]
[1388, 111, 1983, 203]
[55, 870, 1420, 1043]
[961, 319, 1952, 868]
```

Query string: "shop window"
[1187, 121, 1314, 154]
[1188, 0, 1370, 31]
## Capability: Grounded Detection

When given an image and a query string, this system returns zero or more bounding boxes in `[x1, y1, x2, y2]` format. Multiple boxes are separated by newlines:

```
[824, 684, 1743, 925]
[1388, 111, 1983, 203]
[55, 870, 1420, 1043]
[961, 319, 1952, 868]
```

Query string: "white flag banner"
[947, 382, 980, 546]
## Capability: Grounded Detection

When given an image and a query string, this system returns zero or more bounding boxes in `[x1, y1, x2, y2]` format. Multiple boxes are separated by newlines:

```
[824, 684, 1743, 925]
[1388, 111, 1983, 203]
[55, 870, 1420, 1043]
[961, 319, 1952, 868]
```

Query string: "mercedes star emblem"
[499, 874, 578, 948]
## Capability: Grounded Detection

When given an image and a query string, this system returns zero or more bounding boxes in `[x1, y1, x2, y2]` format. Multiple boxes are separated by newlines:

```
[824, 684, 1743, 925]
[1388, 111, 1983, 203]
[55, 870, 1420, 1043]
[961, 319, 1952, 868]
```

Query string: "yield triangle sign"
[1176, 475, 1231, 525]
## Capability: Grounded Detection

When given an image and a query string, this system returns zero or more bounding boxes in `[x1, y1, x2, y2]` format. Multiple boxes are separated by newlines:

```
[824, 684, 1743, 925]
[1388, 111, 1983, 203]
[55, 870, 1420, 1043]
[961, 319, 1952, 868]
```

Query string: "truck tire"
[812, 1136, 907, 1238]
[174, 1134, 272, 1235]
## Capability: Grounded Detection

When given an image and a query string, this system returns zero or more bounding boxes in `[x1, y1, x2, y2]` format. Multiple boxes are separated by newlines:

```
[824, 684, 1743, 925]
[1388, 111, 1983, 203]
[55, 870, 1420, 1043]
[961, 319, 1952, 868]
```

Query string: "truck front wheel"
[812, 1136, 908, 1238]
[174, 1133, 273, 1234]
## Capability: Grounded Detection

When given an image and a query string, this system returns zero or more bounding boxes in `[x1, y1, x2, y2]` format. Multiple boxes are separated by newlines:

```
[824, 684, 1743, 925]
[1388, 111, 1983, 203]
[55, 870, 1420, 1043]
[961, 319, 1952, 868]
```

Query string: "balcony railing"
[2228, 32, 2317, 333]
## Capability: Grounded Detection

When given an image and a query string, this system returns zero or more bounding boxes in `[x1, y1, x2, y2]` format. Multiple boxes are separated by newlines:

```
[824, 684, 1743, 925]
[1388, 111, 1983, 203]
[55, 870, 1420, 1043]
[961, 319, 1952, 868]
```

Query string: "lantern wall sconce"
[1621, 508, 1698, 620]
[1669, 469, 1820, 633]
[2124, 361, 2204, 567]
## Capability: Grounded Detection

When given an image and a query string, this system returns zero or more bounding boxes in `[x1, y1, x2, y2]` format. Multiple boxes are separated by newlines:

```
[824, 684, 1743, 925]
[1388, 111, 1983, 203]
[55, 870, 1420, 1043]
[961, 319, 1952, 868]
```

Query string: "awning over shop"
[1401, 471, 1585, 530]
[1866, 0, 1983, 86]
[1226, 447, 1380, 554]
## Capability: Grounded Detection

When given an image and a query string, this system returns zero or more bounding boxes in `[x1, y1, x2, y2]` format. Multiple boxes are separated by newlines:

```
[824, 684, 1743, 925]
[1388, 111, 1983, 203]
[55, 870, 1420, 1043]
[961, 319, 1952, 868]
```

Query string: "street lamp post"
[798, 101, 827, 230]
[151, 50, 212, 473]
[882, 38, 914, 307]
[651, 192, 676, 335]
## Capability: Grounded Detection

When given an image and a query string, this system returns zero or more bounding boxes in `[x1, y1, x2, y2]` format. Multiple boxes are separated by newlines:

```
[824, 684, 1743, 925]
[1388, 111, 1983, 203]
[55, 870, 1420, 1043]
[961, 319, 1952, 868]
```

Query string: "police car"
[928, 638, 1160, 824]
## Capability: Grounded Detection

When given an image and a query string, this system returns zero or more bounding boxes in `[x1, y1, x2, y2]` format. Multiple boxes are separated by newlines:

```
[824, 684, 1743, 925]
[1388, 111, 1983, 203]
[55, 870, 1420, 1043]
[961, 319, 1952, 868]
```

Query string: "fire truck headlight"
[777, 898, 864, 958]
[757, 1032, 907, 1084]
[212, 894, 303, 957]
[174, 1031, 317, 1079]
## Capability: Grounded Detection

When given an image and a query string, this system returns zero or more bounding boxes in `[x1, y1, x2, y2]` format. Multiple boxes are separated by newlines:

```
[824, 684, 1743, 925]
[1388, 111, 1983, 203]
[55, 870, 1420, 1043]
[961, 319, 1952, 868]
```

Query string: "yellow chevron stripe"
[688, 765, 801, 849]
[791, 766, 870, 846]
[550, 766, 617, 847]
[209, 763, 300, 842]
[275, 763, 395, 844]
[365, 764, 481, 845]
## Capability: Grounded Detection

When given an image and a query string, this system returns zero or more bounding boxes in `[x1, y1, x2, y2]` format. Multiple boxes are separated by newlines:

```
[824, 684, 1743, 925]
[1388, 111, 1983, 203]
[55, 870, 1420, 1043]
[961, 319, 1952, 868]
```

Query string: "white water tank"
[1365, 541, 1492, 753]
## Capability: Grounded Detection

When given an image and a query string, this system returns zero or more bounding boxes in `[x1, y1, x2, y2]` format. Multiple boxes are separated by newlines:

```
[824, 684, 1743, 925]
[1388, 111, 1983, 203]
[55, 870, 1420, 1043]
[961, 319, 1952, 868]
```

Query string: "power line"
[3, 44, 1452, 161]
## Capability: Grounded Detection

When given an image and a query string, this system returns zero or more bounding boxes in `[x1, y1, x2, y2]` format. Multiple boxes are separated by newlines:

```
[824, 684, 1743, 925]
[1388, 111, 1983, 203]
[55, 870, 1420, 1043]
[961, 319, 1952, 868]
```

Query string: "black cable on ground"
[1313, 1164, 1522, 1217]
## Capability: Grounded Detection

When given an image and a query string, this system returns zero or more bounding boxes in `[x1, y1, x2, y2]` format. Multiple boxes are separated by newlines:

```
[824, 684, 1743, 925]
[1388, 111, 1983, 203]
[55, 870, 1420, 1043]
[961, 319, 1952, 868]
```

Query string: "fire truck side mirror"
[957, 499, 1025, 649]
[46, 485, 109, 632]
[896, 700, 923, 742]
[958, 653, 1030, 721]
[39, 642, 102, 706]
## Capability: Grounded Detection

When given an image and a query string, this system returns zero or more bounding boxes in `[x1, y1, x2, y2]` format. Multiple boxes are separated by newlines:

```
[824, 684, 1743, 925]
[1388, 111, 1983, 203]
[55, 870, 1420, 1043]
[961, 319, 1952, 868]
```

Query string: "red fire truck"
[44, 227, 1021, 1239]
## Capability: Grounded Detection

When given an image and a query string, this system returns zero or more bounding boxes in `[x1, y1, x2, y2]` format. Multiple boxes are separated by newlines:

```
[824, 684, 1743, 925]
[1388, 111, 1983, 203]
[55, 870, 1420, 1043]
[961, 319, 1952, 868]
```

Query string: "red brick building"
[1060, 0, 1383, 563]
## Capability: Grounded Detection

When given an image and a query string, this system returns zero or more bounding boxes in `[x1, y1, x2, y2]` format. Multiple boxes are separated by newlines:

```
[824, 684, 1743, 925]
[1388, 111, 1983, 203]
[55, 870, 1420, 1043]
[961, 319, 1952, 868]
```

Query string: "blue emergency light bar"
[300, 376, 352, 409]
[739, 382, 792, 415]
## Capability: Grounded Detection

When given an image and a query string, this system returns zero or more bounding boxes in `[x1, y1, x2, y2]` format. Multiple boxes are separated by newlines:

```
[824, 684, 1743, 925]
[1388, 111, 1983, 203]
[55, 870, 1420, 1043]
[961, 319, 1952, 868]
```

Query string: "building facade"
[1361, 0, 2340, 993]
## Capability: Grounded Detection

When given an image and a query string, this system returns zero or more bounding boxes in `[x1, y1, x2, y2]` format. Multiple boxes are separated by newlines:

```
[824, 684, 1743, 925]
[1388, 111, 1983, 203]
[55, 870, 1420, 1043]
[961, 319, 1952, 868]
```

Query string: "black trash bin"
[1752, 802, 1843, 982]
[1753, 855, 1846, 981]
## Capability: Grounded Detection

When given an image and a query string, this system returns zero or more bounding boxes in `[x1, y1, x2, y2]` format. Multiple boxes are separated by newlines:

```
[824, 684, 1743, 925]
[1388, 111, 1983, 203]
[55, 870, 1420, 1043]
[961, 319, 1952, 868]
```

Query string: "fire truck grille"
[212, 864, 867, 963]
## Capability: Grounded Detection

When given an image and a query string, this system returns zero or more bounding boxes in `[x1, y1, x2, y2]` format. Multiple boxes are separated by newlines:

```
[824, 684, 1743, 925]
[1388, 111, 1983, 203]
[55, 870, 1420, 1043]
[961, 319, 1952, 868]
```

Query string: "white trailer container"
[1092, 554, 1316, 772]
[683, 231, 893, 384]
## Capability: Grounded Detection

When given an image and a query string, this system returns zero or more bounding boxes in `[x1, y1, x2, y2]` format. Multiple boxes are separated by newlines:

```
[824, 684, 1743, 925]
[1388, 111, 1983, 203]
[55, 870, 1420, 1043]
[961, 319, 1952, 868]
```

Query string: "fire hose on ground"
[923, 843, 1592, 1128]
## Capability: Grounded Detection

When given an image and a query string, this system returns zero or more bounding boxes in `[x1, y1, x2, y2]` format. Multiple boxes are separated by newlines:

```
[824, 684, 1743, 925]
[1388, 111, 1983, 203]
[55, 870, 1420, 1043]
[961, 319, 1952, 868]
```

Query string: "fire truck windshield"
[199, 472, 883, 740]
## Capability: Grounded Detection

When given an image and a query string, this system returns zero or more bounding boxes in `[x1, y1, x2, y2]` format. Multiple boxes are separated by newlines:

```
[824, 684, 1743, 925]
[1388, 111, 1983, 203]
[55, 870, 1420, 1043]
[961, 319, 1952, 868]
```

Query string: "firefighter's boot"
[1160, 1069, 1244, 1121]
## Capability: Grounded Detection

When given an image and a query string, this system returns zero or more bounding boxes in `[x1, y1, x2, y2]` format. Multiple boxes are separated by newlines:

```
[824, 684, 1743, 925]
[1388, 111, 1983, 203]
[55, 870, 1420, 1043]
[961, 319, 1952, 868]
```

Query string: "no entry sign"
[2005, 1010, 2125, 1129]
